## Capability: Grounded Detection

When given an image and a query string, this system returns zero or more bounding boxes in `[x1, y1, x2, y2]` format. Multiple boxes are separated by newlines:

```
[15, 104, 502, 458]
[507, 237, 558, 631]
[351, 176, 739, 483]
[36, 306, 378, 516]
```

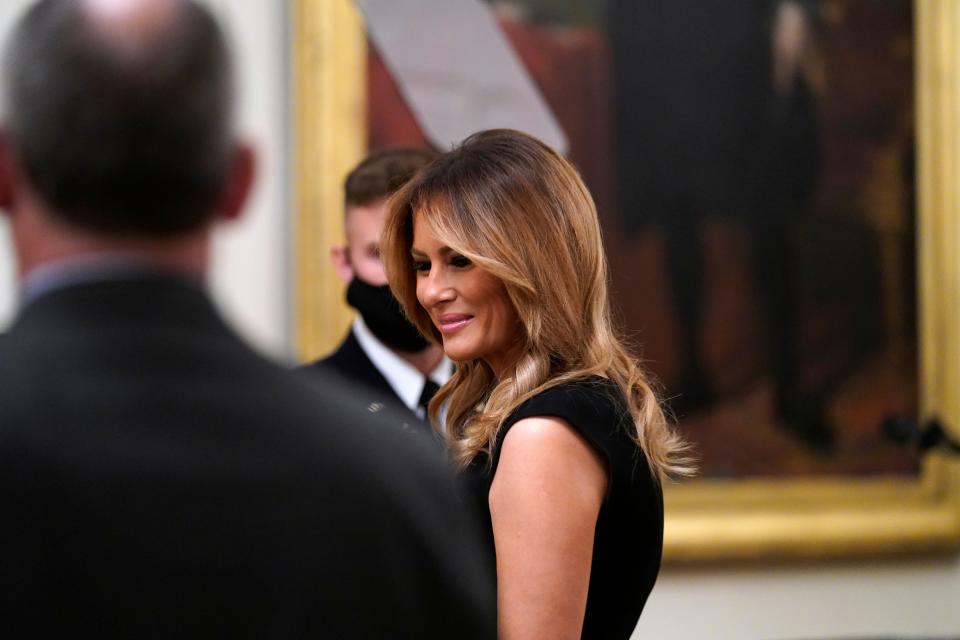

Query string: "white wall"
[0, 2, 958, 638]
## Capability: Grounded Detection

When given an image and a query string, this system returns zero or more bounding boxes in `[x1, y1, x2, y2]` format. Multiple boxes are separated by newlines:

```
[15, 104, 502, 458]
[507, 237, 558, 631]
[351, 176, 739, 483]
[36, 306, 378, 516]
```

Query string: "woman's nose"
[418, 269, 453, 307]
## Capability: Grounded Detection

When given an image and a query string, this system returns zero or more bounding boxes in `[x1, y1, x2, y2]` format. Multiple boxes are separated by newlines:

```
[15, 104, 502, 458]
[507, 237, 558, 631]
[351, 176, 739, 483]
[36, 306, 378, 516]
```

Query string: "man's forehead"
[345, 199, 388, 225]
[344, 199, 389, 242]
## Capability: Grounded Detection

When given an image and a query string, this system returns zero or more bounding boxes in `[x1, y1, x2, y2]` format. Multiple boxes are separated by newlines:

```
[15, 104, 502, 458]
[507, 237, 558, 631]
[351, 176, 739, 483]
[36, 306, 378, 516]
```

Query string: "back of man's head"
[4, 0, 234, 236]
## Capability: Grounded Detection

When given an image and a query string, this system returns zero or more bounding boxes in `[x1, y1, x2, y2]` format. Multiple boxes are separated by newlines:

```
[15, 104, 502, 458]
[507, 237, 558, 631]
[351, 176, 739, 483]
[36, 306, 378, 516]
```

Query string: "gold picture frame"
[292, 0, 960, 562]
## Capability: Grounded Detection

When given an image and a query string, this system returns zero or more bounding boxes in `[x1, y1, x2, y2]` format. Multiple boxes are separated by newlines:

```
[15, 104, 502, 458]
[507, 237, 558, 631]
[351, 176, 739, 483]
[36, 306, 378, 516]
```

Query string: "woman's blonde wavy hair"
[381, 129, 693, 482]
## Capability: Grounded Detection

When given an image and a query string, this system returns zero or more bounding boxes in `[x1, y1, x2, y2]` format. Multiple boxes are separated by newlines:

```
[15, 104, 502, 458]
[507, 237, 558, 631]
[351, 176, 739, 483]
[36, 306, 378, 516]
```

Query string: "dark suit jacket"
[299, 328, 417, 420]
[0, 274, 494, 638]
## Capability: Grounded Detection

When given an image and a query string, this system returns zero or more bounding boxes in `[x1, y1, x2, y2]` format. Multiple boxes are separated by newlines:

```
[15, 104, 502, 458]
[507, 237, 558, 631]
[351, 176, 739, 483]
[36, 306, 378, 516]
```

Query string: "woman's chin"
[441, 341, 477, 363]
[442, 349, 470, 363]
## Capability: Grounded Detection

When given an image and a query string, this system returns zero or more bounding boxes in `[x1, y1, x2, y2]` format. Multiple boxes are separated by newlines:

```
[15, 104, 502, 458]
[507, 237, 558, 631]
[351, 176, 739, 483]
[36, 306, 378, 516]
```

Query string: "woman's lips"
[437, 313, 473, 335]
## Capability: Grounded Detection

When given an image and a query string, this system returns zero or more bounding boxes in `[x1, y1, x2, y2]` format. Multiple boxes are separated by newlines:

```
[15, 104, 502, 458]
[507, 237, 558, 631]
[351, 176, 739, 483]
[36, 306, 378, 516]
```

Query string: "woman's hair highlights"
[381, 129, 693, 481]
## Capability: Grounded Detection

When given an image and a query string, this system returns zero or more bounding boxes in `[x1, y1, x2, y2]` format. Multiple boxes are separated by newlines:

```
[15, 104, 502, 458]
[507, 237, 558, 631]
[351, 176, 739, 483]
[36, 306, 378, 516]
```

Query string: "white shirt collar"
[352, 317, 453, 413]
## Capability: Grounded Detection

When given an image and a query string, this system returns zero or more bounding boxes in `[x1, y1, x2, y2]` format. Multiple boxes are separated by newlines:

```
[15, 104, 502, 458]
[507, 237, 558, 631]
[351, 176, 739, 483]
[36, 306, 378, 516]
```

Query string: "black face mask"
[346, 277, 431, 353]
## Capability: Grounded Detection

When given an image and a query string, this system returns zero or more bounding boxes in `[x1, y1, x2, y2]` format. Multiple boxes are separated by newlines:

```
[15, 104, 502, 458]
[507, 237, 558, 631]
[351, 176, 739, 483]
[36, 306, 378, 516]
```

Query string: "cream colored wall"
[637, 554, 960, 639]
[0, 221, 13, 329]
[205, 0, 291, 359]
[0, 2, 958, 637]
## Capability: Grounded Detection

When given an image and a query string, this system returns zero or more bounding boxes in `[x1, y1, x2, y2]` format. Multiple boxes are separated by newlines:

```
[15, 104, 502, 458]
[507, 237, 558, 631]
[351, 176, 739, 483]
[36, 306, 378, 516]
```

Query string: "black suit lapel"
[313, 330, 399, 400]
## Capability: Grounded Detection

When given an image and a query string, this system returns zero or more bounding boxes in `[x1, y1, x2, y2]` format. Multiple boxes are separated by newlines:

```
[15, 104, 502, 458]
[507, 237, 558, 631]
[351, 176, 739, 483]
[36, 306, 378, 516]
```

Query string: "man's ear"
[330, 245, 354, 284]
[0, 129, 16, 214]
[216, 141, 256, 222]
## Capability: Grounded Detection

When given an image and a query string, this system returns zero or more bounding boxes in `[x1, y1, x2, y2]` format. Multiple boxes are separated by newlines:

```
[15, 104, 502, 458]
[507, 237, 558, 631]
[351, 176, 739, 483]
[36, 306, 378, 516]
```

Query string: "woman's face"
[411, 213, 522, 375]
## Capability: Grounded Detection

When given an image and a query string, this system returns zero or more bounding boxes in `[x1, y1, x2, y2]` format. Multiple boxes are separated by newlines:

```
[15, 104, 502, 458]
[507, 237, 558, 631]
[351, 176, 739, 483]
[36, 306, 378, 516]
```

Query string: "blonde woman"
[382, 129, 692, 639]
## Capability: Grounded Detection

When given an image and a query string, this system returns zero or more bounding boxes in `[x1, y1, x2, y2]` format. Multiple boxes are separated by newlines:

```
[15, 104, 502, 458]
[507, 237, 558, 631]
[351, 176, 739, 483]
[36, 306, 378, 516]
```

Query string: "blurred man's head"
[0, 0, 253, 271]
[331, 147, 436, 353]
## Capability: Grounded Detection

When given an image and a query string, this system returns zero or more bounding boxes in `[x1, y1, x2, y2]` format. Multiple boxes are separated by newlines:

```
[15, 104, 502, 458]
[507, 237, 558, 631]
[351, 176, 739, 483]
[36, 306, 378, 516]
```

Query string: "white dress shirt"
[352, 317, 453, 419]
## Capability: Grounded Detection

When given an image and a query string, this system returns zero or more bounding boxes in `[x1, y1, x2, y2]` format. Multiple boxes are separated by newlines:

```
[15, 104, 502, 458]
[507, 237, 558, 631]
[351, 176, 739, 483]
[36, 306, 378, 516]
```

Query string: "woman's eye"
[413, 260, 430, 273]
[450, 255, 472, 268]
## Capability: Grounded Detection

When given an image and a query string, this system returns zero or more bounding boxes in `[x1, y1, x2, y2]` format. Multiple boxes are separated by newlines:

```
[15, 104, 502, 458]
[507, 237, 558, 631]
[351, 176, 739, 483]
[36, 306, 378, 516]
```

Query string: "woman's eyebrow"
[411, 246, 453, 258]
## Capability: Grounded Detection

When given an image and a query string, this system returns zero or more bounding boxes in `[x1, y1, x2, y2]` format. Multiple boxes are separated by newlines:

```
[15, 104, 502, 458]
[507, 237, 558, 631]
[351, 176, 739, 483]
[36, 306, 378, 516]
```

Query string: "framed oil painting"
[292, 0, 960, 561]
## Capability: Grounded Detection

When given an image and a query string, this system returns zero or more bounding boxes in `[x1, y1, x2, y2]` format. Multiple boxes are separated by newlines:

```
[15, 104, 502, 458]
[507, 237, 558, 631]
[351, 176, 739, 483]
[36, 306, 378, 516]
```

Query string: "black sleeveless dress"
[464, 377, 664, 639]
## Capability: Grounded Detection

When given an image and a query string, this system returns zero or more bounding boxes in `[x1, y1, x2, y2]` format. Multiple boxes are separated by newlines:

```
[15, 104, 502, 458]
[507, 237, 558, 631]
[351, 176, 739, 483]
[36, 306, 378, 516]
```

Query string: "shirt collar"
[352, 316, 453, 412]
[21, 253, 203, 306]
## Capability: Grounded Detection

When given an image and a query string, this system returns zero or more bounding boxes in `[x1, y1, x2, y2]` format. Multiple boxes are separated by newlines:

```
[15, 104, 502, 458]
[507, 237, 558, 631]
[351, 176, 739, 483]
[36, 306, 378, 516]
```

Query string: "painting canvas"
[362, 0, 919, 479]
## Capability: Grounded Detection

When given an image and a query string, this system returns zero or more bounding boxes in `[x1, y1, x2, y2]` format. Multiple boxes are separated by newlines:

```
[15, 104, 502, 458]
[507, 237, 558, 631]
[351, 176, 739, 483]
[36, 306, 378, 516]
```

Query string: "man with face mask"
[300, 148, 451, 422]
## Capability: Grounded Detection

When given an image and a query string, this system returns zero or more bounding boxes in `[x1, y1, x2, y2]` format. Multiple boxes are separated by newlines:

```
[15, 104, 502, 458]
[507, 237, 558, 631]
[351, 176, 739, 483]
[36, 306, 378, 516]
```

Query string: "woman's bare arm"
[489, 416, 608, 640]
